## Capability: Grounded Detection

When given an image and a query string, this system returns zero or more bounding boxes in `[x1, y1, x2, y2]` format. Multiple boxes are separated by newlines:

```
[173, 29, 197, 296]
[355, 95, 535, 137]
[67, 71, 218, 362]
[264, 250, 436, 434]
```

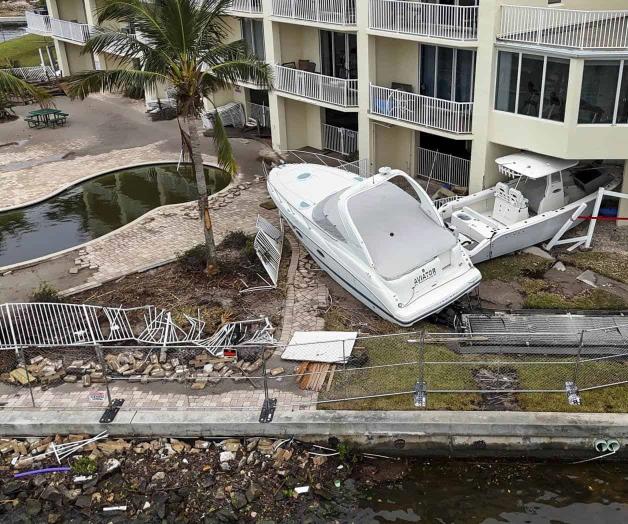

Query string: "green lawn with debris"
[558, 251, 628, 285]
[0, 34, 54, 67]
[319, 317, 628, 413]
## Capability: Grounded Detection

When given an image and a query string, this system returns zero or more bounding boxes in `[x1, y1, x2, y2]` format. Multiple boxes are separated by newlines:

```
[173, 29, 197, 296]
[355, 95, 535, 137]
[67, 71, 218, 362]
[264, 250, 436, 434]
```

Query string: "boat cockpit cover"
[496, 152, 578, 179]
[347, 177, 457, 280]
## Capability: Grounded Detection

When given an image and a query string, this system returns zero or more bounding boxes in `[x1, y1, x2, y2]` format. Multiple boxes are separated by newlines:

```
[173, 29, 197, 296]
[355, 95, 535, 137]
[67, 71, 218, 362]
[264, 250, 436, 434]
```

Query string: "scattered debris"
[294, 362, 336, 392]
[282, 331, 357, 363]
[577, 270, 598, 288]
[522, 246, 556, 261]
[14, 467, 71, 478]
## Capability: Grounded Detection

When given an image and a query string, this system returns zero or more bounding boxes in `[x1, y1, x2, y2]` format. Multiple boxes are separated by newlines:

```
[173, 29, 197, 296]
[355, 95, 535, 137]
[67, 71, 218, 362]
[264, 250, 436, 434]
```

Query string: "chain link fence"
[1, 325, 627, 418]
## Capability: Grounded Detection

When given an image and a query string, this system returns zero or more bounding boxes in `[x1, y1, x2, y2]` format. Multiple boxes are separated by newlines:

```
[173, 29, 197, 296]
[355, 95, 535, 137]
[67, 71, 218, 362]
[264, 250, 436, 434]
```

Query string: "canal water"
[348, 460, 628, 523]
[0, 25, 26, 43]
[0, 163, 230, 267]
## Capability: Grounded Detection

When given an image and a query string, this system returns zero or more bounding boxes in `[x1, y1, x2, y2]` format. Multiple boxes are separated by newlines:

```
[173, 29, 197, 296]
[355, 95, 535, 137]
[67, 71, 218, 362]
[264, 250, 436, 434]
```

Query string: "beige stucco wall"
[374, 36, 418, 91]
[63, 41, 94, 73]
[55, 0, 87, 24]
[283, 99, 322, 150]
[276, 23, 319, 67]
[373, 123, 415, 175]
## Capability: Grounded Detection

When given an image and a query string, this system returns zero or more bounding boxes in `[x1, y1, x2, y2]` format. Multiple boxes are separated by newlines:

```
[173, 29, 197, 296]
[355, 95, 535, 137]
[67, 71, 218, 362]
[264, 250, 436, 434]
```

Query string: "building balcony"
[499, 6, 628, 50]
[416, 147, 470, 188]
[26, 11, 92, 45]
[275, 64, 358, 108]
[225, 0, 264, 17]
[370, 84, 473, 135]
[322, 123, 359, 156]
[368, 0, 478, 41]
[271, 0, 356, 27]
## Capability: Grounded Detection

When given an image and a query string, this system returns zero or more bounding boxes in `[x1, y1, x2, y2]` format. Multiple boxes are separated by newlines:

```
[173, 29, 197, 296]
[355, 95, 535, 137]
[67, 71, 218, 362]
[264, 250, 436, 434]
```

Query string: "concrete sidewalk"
[2, 409, 627, 458]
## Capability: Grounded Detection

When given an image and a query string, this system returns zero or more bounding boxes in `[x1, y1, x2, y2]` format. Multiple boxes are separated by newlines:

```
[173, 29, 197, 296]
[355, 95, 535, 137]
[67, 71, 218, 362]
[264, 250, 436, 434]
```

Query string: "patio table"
[26, 108, 65, 128]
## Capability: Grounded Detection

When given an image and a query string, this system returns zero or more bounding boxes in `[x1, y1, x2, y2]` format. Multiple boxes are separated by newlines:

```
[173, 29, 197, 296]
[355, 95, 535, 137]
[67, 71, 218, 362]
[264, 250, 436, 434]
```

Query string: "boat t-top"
[438, 152, 622, 263]
[268, 162, 481, 326]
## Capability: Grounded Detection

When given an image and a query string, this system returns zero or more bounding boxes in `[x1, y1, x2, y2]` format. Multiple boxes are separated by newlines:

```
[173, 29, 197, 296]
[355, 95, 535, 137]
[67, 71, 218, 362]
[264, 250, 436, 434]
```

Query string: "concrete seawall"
[2, 409, 627, 459]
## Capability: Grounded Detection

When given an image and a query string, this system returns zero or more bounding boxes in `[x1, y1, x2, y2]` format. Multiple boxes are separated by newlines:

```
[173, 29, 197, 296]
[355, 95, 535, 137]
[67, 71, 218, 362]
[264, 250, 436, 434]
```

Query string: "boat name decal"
[413, 264, 438, 286]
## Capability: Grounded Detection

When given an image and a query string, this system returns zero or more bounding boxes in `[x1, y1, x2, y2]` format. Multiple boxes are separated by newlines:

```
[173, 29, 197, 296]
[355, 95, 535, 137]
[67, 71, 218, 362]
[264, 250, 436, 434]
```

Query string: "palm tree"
[66, 0, 272, 274]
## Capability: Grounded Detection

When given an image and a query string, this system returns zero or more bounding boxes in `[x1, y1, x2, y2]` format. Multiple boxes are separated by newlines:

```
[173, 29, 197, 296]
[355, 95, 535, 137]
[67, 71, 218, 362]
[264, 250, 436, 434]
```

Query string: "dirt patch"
[473, 368, 520, 411]
[70, 236, 290, 336]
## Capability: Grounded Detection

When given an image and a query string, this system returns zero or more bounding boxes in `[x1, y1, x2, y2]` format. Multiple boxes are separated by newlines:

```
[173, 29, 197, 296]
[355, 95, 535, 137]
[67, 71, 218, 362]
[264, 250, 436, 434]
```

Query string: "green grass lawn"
[558, 251, 628, 285]
[320, 309, 628, 413]
[0, 34, 55, 68]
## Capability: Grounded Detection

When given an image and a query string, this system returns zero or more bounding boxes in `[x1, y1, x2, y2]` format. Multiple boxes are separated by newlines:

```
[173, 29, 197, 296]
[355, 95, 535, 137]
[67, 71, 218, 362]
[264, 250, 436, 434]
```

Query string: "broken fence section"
[241, 215, 285, 293]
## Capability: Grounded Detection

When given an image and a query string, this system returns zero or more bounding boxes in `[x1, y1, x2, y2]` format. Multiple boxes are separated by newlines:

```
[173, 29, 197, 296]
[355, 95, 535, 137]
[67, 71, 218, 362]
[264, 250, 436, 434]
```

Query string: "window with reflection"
[420, 45, 476, 102]
[495, 51, 570, 122]
[579, 60, 628, 125]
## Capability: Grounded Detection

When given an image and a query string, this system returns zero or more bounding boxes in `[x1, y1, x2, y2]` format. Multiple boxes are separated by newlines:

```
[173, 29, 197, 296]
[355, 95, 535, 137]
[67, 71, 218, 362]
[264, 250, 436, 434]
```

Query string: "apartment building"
[26, 0, 628, 219]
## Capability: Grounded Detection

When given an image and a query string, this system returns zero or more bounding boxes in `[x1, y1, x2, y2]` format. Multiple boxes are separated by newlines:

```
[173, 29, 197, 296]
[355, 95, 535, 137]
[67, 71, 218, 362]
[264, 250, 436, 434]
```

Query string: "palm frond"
[205, 101, 237, 176]
[0, 70, 51, 105]
[65, 69, 164, 100]
[206, 56, 273, 91]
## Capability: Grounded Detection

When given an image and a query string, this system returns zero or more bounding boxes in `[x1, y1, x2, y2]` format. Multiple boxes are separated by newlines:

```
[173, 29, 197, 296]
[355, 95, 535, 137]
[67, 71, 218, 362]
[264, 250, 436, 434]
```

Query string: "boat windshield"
[346, 176, 457, 280]
[312, 190, 351, 242]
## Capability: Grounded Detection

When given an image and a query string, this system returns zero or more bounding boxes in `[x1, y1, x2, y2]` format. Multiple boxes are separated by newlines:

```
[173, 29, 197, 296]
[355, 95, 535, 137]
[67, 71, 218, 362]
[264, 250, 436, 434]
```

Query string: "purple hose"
[14, 467, 71, 478]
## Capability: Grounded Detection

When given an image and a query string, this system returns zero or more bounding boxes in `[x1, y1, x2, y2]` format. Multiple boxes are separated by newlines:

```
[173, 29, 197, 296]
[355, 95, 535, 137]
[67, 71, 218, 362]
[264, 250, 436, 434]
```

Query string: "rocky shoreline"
[0, 435, 408, 523]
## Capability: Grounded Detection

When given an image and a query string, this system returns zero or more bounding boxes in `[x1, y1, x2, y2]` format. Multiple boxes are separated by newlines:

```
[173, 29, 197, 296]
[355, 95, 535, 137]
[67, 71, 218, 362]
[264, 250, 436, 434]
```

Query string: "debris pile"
[0, 435, 400, 522]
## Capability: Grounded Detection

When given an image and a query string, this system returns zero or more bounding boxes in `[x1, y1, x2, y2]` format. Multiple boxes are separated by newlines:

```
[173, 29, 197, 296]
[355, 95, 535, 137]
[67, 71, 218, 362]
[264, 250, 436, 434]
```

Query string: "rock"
[577, 269, 598, 287]
[48, 512, 62, 524]
[221, 440, 241, 453]
[102, 458, 121, 477]
[230, 492, 248, 511]
[9, 368, 35, 385]
[151, 471, 166, 482]
[25, 499, 42, 515]
[270, 367, 285, 376]
[257, 439, 274, 455]
[246, 451, 257, 465]
[63, 375, 78, 383]
[69, 267, 79, 274]
[97, 439, 131, 455]
[246, 438, 259, 452]
[60, 487, 81, 503]
[553, 261, 567, 272]
[170, 439, 189, 453]
[41, 485, 63, 505]
[191, 379, 207, 390]
[245, 482, 262, 503]
[522, 246, 555, 261]
[194, 440, 211, 449]
[2, 480, 21, 497]
[203, 363, 214, 373]
[82, 375, 91, 387]
[220, 450, 236, 463]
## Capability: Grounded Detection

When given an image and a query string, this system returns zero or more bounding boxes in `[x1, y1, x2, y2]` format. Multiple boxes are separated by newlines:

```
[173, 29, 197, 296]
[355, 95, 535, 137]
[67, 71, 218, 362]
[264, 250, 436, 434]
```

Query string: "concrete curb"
[2, 409, 627, 457]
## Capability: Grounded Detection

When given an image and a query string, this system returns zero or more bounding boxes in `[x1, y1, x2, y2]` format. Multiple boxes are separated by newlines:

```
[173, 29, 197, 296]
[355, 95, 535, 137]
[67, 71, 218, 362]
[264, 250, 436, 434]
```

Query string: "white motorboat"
[267, 163, 481, 326]
[438, 152, 623, 263]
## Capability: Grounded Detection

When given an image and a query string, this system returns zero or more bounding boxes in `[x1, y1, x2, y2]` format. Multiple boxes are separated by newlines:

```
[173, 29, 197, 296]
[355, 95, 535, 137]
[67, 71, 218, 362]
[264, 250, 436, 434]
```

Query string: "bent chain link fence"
[1, 325, 626, 415]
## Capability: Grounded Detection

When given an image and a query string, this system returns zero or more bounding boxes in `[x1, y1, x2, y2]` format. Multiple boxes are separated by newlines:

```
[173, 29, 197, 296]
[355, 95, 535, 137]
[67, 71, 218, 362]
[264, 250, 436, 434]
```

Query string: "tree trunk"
[187, 116, 219, 274]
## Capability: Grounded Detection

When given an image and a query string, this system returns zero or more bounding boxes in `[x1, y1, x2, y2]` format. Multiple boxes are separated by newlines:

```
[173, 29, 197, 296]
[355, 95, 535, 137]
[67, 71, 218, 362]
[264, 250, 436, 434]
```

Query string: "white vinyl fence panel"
[369, 0, 478, 40]
[417, 147, 470, 188]
[275, 65, 358, 107]
[370, 84, 473, 134]
[1, 66, 57, 82]
[248, 102, 271, 128]
[322, 124, 358, 156]
[226, 0, 263, 15]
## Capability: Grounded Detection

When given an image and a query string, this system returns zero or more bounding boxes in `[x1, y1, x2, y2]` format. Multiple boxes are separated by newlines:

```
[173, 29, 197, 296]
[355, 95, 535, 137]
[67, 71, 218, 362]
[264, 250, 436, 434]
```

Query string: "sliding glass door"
[320, 31, 357, 79]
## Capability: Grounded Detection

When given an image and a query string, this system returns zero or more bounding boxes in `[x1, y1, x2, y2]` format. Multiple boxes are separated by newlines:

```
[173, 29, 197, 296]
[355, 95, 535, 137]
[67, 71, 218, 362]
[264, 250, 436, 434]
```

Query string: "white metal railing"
[226, 0, 263, 15]
[275, 65, 358, 107]
[322, 123, 358, 156]
[248, 102, 270, 127]
[40, 17, 92, 44]
[499, 5, 628, 50]
[25, 11, 52, 35]
[1, 66, 57, 82]
[417, 147, 470, 188]
[272, 0, 356, 25]
[370, 84, 473, 134]
[368, 0, 478, 41]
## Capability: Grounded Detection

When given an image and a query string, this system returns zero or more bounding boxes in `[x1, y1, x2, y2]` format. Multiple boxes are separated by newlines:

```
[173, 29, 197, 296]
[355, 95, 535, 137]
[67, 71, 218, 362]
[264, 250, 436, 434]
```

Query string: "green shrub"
[220, 230, 249, 250]
[71, 456, 97, 475]
[30, 282, 63, 303]
[176, 244, 207, 273]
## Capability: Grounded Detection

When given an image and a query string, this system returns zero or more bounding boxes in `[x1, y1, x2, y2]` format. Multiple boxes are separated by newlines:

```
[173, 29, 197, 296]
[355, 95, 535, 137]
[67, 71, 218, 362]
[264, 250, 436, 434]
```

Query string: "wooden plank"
[325, 365, 336, 392]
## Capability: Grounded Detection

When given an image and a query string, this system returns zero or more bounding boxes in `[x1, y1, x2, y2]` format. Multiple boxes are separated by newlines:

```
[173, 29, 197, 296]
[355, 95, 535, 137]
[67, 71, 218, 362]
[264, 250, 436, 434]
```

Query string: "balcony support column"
[357, 2, 373, 169]
[619, 162, 628, 228]
[52, 39, 71, 77]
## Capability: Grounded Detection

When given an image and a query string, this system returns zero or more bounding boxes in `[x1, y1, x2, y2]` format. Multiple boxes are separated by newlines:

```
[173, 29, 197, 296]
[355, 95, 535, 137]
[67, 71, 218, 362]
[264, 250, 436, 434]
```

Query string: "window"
[495, 50, 570, 122]
[320, 31, 357, 79]
[241, 19, 265, 61]
[420, 45, 476, 102]
[579, 60, 628, 125]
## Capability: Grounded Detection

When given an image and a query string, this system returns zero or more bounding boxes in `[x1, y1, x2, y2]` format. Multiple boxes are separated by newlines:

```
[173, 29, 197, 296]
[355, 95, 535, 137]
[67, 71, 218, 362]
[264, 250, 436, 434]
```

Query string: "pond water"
[0, 163, 230, 267]
[348, 460, 628, 523]
[0, 26, 26, 42]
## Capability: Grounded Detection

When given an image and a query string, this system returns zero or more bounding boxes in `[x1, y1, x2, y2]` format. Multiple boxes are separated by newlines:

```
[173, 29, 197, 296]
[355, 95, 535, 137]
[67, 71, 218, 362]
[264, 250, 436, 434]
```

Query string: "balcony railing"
[25, 11, 51, 35]
[370, 84, 473, 134]
[499, 5, 628, 50]
[272, 0, 356, 26]
[248, 102, 271, 127]
[322, 123, 358, 156]
[225, 0, 263, 16]
[369, 0, 478, 41]
[275, 65, 358, 107]
[417, 147, 470, 188]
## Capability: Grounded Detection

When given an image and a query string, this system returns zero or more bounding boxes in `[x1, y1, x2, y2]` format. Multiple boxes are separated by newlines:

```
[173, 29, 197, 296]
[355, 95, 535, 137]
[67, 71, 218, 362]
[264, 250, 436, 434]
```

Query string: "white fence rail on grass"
[248, 102, 271, 128]
[499, 5, 628, 50]
[1, 66, 57, 82]
[322, 124, 358, 156]
[226, 0, 264, 15]
[369, 0, 478, 40]
[370, 84, 473, 134]
[272, 0, 356, 25]
[417, 147, 470, 188]
[275, 65, 359, 107]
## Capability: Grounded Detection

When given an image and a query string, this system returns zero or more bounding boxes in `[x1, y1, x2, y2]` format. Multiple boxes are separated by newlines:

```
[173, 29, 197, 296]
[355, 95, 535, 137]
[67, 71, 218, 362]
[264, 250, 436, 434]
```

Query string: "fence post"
[95, 346, 113, 410]
[566, 330, 584, 406]
[96, 345, 124, 423]
[259, 353, 277, 423]
[18, 347, 36, 408]
[572, 330, 585, 386]
[414, 331, 427, 408]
